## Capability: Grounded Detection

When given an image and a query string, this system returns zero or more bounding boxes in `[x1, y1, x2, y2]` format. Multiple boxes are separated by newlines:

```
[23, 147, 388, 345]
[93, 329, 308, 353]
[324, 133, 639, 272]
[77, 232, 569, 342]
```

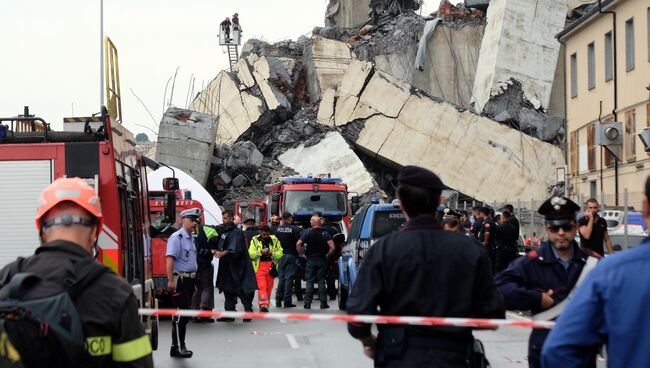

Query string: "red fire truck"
[0, 107, 164, 349]
[264, 176, 355, 234]
[234, 200, 267, 226]
[148, 189, 204, 298]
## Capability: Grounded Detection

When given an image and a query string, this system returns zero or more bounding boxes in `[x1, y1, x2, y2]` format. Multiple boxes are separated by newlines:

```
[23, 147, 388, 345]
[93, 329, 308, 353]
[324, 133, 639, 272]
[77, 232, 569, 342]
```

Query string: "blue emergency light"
[280, 177, 343, 185]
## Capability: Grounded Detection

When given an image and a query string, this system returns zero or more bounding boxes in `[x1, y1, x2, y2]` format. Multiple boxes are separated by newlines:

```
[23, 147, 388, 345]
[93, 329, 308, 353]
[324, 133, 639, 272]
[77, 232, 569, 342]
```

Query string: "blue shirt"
[551, 246, 573, 271]
[166, 227, 198, 273]
[542, 238, 650, 368]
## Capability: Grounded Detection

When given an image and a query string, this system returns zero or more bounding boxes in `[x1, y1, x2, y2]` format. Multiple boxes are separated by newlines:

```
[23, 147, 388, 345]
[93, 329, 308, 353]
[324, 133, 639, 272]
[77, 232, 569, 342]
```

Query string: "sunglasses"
[547, 224, 575, 233]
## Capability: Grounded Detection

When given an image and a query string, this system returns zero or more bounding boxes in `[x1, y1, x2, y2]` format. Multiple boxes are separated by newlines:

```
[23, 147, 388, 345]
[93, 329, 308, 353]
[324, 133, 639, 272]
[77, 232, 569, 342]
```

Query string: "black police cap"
[397, 166, 444, 191]
[537, 196, 580, 225]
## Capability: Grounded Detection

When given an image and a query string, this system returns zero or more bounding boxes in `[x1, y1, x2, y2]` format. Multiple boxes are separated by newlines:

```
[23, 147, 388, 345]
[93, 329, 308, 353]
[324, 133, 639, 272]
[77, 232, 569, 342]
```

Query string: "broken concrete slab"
[359, 70, 411, 118]
[318, 62, 564, 203]
[472, 0, 568, 111]
[232, 174, 247, 188]
[225, 141, 264, 171]
[258, 79, 291, 110]
[233, 58, 256, 89]
[155, 107, 219, 186]
[303, 37, 353, 103]
[317, 88, 336, 126]
[337, 60, 373, 97]
[278, 131, 377, 195]
[334, 95, 360, 126]
[325, 0, 370, 29]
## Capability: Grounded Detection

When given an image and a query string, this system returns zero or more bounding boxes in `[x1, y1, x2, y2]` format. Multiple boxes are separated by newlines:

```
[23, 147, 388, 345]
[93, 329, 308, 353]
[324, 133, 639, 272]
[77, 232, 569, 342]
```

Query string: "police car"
[337, 200, 406, 310]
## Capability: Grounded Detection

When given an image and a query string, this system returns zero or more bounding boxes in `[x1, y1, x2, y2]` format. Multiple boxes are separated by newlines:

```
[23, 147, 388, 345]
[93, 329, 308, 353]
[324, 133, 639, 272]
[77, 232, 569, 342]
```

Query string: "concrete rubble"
[155, 107, 219, 186]
[154, 0, 578, 208]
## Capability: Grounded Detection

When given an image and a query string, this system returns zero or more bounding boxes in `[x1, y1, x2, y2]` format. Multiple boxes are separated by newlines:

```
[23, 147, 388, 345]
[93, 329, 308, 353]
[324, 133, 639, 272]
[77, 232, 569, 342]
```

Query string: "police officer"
[500, 204, 520, 235]
[494, 210, 519, 272]
[297, 215, 335, 309]
[346, 166, 505, 367]
[275, 212, 302, 308]
[0, 178, 153, 367]
[479, 207, 497, 272]
[470, 206, 483, 238]
[495, 196, 599, 368]
[191, 216, 219, 322]
[166, 208, 200, 358]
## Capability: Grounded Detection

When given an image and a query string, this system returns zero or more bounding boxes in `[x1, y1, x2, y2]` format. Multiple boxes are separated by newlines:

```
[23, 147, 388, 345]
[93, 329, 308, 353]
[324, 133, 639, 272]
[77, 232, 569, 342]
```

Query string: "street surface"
[151, 290, 607, 367]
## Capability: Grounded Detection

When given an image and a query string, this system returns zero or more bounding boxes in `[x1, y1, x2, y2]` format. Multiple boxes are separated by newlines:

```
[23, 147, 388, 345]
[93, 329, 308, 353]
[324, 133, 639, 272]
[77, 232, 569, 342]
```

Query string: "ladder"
[227, 45, 239, 71]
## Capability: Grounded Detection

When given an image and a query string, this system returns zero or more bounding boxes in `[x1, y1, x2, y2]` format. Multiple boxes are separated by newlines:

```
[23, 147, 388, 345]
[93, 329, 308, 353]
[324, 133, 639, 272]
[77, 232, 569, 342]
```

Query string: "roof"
[556, 0, 617, 41]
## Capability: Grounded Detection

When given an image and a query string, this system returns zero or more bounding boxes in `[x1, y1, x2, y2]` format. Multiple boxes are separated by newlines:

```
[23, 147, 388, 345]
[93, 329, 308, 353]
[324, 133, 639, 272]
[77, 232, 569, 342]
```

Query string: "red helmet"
[35, 177, 103, 232]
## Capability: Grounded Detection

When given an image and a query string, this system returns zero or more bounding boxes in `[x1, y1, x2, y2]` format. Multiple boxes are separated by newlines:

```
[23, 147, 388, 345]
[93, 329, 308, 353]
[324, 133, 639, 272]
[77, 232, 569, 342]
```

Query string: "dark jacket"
[346, 215, 505, 365]
[495, 241, 597, 368]
[0, 240, 153, 368]
[215, 223, 257, 294]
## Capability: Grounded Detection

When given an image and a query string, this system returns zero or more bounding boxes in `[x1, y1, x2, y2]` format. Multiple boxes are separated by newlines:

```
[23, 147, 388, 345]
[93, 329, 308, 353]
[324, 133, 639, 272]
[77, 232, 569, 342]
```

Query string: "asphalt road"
[151, 290, 592, 367]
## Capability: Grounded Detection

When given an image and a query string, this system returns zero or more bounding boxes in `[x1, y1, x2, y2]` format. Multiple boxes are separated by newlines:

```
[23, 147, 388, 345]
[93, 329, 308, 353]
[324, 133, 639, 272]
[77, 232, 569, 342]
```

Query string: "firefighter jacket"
[0, 240, 153, 368]
[248, 235, 283, 273]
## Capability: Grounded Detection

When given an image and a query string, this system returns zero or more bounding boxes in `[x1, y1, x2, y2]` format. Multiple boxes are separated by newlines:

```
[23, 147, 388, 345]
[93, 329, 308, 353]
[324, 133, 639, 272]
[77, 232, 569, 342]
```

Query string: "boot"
[320, 302, 330, 309]
[284, 302, 297, 308]
[260, 306, 269, 313]
[170, 346, 193, 358]
[275, 300, 282, 308]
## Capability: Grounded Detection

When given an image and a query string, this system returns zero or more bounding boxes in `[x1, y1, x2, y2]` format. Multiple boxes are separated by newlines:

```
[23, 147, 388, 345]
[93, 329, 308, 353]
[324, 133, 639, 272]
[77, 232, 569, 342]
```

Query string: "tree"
[135, 133, 150, 143]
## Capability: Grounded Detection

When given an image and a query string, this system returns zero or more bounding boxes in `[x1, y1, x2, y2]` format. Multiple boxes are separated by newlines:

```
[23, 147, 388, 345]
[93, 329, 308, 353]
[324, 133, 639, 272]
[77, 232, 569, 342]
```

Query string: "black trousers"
[276, 254, 297, 304]
[172, 276, 196, 348]
[224, 291, 254, 312]
[191, 266, 214, 311]
[304, 257, 328, 305]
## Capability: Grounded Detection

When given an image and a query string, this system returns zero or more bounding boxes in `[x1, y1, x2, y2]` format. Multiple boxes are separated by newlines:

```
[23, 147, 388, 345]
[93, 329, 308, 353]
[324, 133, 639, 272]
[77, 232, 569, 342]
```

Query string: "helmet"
[271, 215, 280, 223]
[36, 177, 103, 232]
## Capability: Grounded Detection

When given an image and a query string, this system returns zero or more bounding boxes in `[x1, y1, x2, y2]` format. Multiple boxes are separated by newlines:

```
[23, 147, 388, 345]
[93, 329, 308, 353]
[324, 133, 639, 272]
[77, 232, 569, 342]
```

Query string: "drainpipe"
[558, 38, 569, 192]
[599, 0, 619, 206]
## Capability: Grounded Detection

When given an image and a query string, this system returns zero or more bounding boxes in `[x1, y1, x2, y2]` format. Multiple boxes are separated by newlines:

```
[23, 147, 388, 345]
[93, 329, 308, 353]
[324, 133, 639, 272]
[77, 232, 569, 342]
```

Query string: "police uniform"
[479, 213, 497, 271]
[274, 221, 302, 307]
[347, 166, 505, 367]
[494, 217, 519, 272]
[300, 227, 333, 309]
[166, 208, 200, 358]
[495, 197, 599, 368]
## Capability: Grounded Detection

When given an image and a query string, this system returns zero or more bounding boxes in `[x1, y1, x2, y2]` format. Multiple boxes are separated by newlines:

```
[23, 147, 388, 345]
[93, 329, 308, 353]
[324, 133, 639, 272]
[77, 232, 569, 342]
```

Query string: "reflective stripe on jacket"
[248, 235, 283, 273]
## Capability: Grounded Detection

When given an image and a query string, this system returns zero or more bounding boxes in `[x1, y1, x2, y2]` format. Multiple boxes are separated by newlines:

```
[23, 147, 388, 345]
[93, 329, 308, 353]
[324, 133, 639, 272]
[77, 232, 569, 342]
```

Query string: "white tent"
[147, 166, 223, 226]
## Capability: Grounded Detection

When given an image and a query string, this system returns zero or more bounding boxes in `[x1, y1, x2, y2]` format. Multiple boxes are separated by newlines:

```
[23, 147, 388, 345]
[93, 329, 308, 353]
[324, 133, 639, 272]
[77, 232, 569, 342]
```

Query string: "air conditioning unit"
[595, 122, 623, 146]
[639, 128, 650, 152]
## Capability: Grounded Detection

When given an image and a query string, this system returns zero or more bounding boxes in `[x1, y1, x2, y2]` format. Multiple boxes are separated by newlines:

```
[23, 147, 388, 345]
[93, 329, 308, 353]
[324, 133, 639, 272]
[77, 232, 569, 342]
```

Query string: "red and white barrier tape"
[138, 309, 554, 329]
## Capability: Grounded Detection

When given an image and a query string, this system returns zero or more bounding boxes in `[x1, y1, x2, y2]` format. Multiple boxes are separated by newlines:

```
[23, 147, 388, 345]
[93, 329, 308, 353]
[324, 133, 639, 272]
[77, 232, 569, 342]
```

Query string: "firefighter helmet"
[35, 177, 103, 232]
[271, 215, 280, 223]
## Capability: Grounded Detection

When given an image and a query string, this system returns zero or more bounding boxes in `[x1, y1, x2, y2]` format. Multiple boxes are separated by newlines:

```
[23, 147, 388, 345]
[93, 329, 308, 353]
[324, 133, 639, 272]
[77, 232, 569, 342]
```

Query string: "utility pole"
[100, 0, 104, 109]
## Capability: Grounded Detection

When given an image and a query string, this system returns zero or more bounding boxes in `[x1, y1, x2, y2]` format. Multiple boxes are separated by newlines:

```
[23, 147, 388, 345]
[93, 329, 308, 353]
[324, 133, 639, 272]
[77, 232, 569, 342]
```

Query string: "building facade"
[559, 0, 650, 210]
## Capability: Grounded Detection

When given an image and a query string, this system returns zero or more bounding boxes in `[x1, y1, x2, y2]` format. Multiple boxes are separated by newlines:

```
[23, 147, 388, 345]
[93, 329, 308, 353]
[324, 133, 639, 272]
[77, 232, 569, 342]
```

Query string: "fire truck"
[149, 189, 205, 298]
[234, 200, 267, 226]
[264, 176, 355, 234]
[0, 107, 164, 350]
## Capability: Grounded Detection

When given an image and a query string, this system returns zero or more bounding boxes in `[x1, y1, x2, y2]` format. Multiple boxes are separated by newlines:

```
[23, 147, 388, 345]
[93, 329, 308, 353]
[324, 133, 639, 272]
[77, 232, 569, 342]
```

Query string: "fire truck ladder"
[227, 45, 239, 71]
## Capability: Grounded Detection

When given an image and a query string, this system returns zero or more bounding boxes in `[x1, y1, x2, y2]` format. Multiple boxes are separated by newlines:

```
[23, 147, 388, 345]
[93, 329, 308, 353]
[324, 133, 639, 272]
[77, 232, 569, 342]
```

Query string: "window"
[588, 123, 596, 171]
[570, 131, 578, 175]
[588, 42, 596, 89]
[605, 31, 613, 81]
[626, 18, 635, 71]
[625, 110, 636, 161]
[571, 53, 578, 97]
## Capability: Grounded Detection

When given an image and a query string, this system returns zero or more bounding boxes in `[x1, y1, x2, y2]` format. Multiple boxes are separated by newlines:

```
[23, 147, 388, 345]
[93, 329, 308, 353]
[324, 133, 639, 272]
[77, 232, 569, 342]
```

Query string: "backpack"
[0, 257, 109, 368]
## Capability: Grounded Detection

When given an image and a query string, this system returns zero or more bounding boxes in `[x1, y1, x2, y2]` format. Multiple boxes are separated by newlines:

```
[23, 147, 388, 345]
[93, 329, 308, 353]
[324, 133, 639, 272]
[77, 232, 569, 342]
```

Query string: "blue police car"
[337, 200, 406, 310]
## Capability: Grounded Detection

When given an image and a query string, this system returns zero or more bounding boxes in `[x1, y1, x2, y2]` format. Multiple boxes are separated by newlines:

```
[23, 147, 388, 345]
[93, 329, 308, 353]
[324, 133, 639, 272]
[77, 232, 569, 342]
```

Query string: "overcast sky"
[0, 0, 441, 137]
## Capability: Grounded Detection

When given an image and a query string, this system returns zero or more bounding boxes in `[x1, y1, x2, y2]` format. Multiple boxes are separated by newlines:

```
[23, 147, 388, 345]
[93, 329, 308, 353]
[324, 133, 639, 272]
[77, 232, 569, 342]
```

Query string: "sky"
[0, 0, 441, 137]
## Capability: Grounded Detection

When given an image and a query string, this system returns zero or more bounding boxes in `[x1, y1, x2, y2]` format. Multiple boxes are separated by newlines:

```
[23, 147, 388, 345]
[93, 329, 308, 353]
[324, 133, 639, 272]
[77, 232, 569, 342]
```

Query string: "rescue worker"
[249, 226, 283, 312]
[166, 208, 201, 358]
[479, 207, 497, 272]
[321, 217, 340, 301]
[275, 212, 302, 308]
[0, 177, 154, 367]
[220, 17, 231, 41]
[470, 206, 483, 238]
[494, 210, 520, 272]
[346, 166, 505, 367]
[297, 215, 335, 309]
[232, 12, 241, 31]
[542, 177, 650, 368]
[500, 204, 520, 235]
[270, 215, 281, 234]
[191, 218, 219, 323]
[495, 196, 599, 368]
[215, 210, 258, 322]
